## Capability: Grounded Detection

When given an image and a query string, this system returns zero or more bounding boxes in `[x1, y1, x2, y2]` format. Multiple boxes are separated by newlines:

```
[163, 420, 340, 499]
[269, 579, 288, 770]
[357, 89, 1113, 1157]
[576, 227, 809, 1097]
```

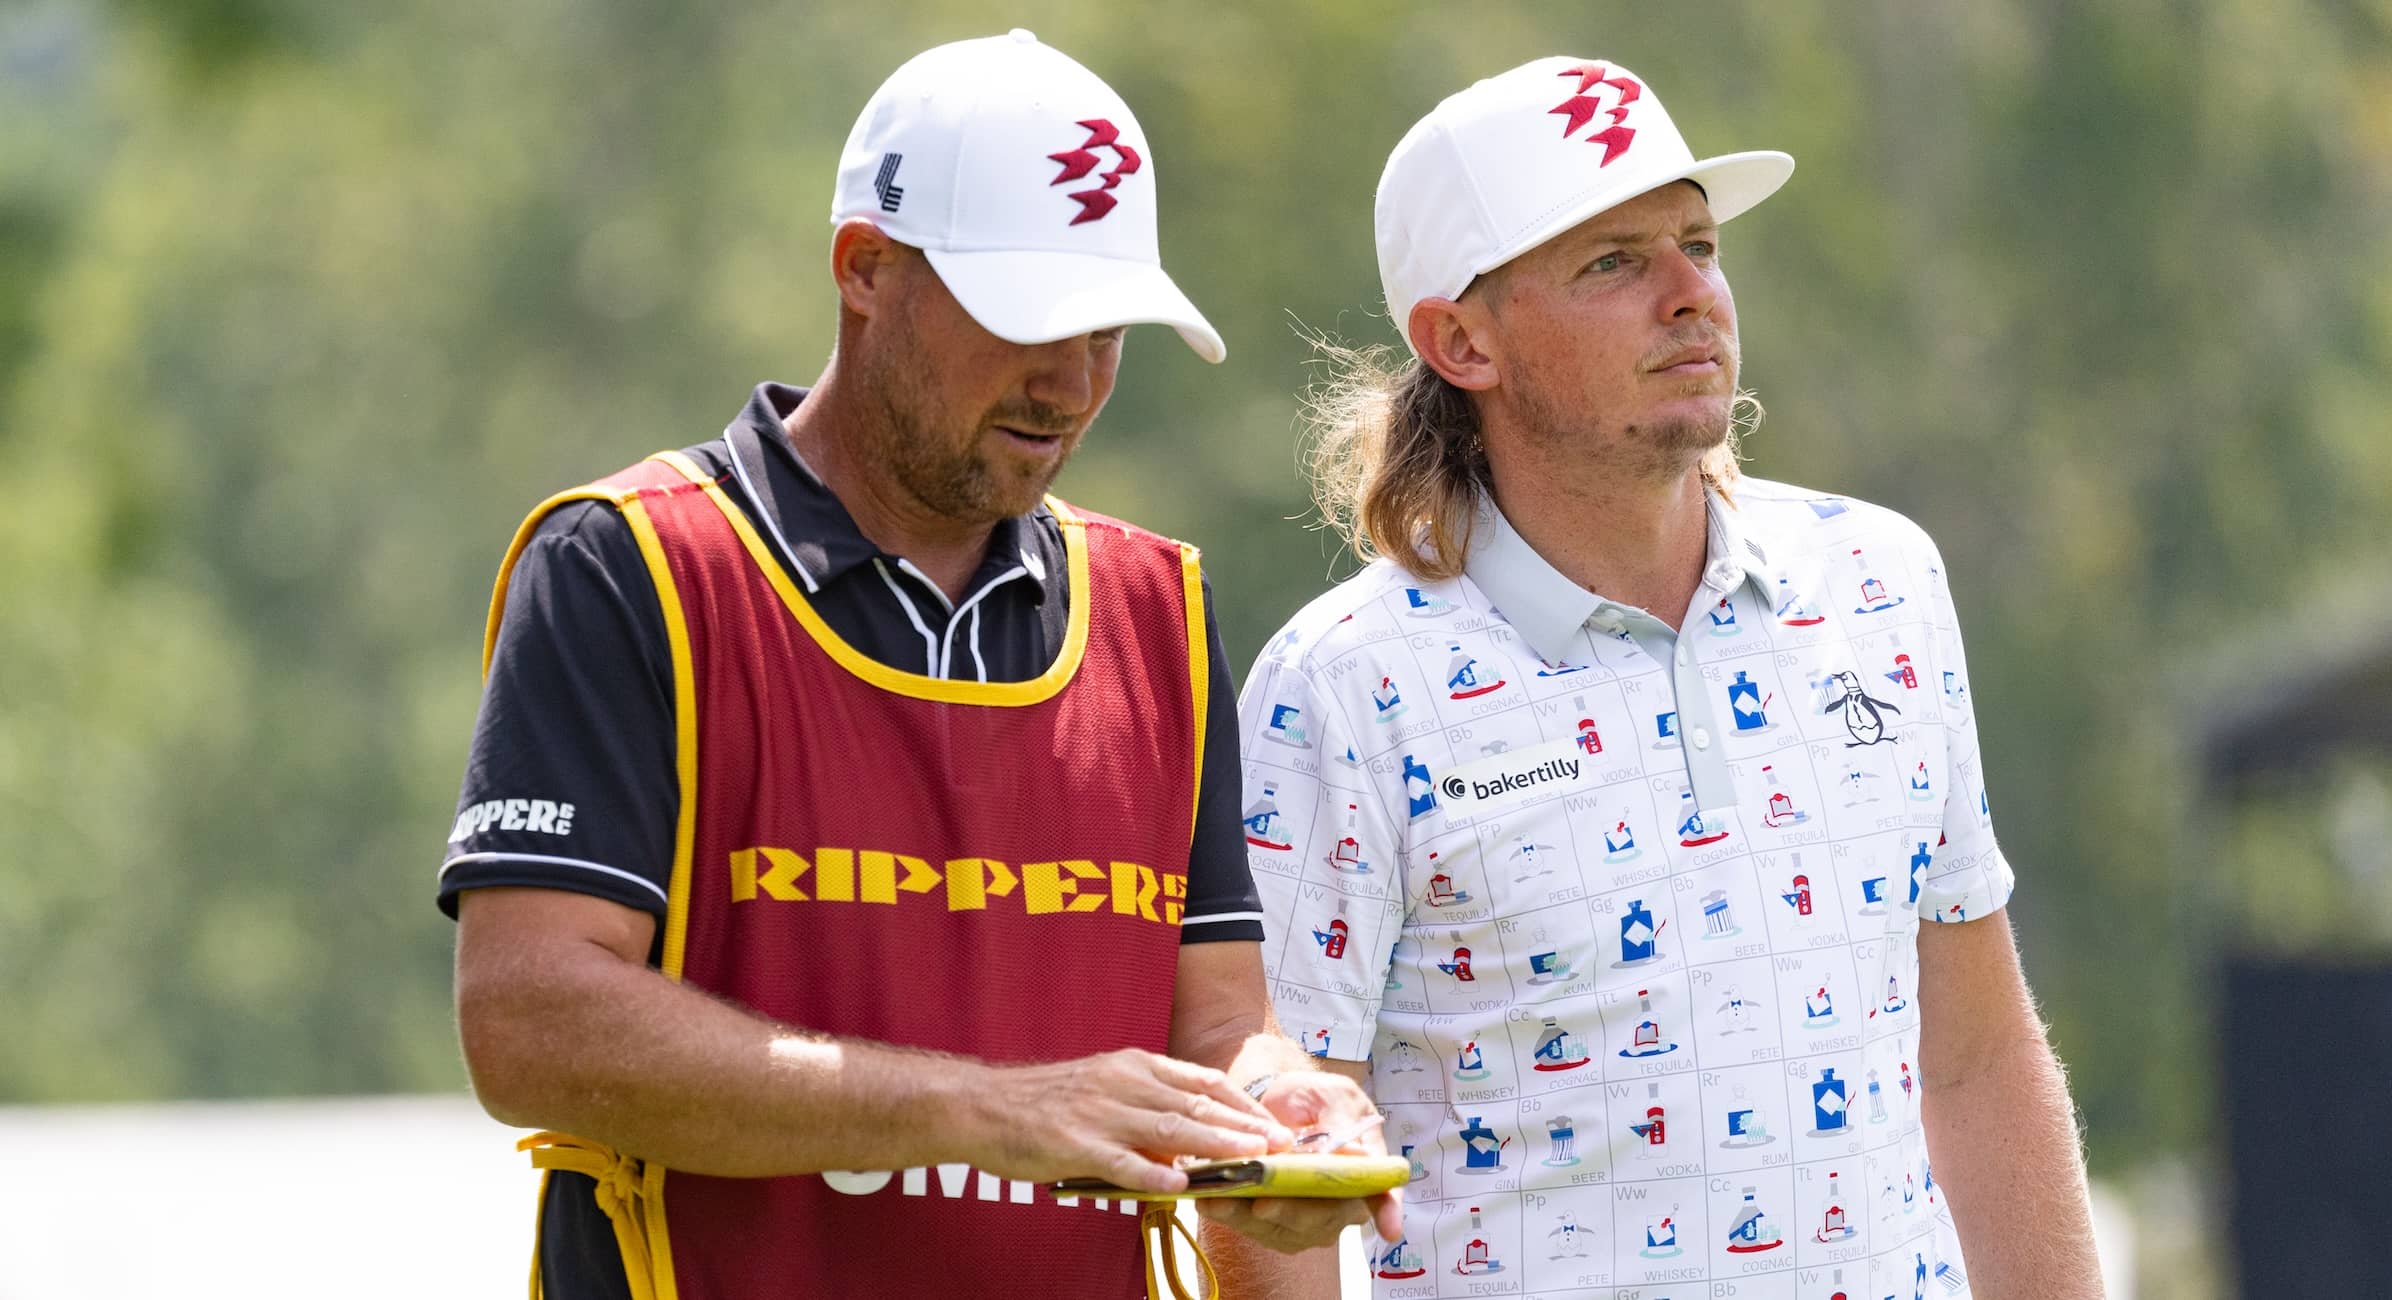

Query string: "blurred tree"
[3, 0, 2388, 1189]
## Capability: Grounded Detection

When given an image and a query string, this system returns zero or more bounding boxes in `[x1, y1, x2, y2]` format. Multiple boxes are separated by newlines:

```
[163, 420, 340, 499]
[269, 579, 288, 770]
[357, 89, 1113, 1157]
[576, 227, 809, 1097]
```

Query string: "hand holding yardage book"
[1062, 1111, 1403, 1298]
[1047, 1114, 1407, 1199]
[1050, 1151, 1412, 1200]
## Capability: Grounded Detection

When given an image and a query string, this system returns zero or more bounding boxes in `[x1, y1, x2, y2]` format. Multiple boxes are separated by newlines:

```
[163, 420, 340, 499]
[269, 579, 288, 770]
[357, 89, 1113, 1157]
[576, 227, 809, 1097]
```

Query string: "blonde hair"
[1303, 339, 1758, 580]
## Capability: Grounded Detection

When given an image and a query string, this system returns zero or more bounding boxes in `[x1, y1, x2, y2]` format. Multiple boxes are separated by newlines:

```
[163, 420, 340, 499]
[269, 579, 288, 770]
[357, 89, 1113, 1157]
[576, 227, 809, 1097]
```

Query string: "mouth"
[1649, 346, 1721, 376]
[994, 424, 1067, 451]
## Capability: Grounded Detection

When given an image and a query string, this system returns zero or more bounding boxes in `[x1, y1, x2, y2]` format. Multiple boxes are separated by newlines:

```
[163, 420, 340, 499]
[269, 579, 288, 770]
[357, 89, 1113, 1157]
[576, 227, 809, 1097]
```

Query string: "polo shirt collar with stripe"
[1462, 484, 1788, 663]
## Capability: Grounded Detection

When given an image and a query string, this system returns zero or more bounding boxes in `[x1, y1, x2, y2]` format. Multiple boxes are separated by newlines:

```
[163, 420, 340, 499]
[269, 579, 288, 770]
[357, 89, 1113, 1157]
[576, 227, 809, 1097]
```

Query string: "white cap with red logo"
[1375, 57, 1795, 356]
[831, 29, 1226, 363]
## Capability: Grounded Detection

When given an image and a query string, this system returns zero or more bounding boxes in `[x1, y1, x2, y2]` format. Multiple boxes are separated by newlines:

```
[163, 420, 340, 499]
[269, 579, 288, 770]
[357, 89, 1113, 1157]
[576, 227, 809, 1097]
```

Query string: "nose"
[1656, 246, 1719, 323]
[1021, 333, 1116, 417]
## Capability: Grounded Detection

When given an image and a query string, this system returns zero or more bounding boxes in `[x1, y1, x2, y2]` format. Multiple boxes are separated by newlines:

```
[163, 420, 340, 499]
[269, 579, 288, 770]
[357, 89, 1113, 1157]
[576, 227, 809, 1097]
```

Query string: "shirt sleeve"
[1181, 573, 1265, 943]
[1912, 533, 2017, 925]
[436, 501, 679, 921]
[1238, 651, 1407, 1063]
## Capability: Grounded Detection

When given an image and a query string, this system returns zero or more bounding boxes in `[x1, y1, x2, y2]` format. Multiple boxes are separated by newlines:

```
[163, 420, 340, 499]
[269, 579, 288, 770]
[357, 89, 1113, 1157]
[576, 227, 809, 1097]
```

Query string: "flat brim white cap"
[925, 246, 1227, 364]
[1488, 149, 1795, 287]
[1377, 57, 1794, 355]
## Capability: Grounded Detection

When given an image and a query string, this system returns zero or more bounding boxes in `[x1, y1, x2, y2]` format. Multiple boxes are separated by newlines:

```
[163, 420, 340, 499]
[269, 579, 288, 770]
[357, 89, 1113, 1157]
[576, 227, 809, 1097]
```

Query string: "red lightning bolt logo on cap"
[1048, 119, 1142, 225]
[1549, 63, 1641, 166]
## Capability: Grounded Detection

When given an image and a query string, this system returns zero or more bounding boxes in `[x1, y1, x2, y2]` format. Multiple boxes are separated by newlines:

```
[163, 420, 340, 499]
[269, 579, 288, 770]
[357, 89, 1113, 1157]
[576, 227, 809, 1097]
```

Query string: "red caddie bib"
[492, 451, 1205, 1300]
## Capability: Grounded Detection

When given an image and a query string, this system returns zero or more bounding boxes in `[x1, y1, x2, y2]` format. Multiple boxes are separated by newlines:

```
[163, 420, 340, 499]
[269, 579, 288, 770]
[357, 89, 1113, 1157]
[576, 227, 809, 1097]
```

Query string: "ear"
[1407, 296, 1501, 392]
[829, 218, 907, 319]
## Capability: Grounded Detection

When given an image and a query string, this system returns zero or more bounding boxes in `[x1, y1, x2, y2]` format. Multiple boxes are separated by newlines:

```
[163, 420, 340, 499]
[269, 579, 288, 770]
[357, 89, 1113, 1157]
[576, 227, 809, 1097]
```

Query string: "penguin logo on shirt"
[1823, 671, 1900, 746]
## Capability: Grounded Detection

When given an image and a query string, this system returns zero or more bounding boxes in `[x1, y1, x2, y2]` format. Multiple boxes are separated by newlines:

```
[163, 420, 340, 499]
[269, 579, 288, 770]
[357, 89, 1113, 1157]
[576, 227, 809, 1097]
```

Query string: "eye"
[1684, 239, 1718, 260]
[1586, 252, 1624, 274]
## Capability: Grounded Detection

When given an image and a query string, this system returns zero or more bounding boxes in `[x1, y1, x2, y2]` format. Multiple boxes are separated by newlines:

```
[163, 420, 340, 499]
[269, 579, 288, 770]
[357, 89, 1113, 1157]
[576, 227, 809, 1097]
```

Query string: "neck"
[782, 361, 997, 605]
[1481, 428, 1711, 633]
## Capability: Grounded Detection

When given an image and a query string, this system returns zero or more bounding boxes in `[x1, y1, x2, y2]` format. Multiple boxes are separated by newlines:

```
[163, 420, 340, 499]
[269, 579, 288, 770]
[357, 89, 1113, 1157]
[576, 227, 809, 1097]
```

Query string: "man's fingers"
[1181, 1089, 1295, 1149]
[1143, 1054, 1284, 1128]
[1095, 1144, 1188, 1197]
[1369, 1190, 1405, 1244]
[1129, 1107, 1273, 1161]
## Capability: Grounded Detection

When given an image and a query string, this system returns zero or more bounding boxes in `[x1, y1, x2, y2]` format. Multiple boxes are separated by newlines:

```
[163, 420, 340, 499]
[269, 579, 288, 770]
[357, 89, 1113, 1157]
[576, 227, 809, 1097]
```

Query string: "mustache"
[987, 402, 1079, 436]
[1643, 326, 1734, 369]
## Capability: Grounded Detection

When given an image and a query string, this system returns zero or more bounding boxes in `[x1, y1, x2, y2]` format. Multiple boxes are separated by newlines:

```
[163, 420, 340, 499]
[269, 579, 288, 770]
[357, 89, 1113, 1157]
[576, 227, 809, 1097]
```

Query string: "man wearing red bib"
[440, 32, 1397, 1299]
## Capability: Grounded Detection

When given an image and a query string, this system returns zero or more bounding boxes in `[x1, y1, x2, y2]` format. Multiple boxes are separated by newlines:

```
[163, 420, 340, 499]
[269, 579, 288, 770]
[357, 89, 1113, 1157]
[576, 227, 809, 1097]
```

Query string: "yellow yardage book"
[1049, 1153, 1411, 1201]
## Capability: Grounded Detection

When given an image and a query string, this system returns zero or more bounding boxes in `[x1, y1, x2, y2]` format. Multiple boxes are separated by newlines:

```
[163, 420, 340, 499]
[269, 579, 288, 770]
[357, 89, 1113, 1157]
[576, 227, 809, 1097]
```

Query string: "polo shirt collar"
[1462, 501, 1602, 666]
[730, 383, 1054, 604]
[1462, 484, 1789, 664]
[1709, 482, 1791, 594]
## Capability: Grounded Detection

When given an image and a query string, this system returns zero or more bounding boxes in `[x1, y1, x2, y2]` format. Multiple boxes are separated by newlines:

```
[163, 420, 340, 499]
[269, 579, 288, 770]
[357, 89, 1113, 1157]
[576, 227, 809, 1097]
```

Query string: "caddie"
[439, 30, 1393, 1298]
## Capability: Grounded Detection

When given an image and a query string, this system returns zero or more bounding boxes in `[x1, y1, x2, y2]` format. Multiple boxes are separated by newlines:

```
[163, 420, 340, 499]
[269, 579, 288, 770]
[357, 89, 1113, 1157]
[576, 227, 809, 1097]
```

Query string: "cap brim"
[1682, 150, 1797, 225]
[924, 247, 1227, 364]
[1473, 149, 1797, 282]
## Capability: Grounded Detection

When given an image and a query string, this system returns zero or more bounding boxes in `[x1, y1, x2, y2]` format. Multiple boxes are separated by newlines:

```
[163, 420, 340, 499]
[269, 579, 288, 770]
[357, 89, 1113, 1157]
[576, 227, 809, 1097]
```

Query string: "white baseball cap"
[1376, 57, 1794, 355]
[831, 29, 1226, 363]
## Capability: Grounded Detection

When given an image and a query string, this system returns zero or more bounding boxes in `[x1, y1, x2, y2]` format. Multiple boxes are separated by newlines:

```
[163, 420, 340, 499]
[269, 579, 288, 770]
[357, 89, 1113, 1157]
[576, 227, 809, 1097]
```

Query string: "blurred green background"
[6, 0, 2391, 1290]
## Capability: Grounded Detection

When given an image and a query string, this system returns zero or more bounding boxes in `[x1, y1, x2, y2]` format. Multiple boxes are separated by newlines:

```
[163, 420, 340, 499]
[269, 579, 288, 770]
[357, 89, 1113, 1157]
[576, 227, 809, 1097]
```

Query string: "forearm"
[459, 932, 991, 1177]
[1922, 1037, 2102, 1297]
[1185, 1022, 1368, 1300]
[1215, 1025, 1322, 1089]
[1155, 940, 1386, 1277]
[1194, 1032, 1353, 1297]
[1204, 1227, 1342, 1300]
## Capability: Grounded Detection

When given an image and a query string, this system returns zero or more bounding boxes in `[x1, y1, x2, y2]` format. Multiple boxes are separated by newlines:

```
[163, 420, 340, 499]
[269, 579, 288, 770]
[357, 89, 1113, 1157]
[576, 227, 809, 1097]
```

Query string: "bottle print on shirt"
[1236, 490, 2015, 1299]
[1325, 803, 1371, 874]
[1242, 782, 1291, 851]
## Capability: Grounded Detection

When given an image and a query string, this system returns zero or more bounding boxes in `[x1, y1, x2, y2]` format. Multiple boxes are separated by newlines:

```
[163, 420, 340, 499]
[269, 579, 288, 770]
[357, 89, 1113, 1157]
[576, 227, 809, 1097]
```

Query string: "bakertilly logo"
[1441, 754, 1584, 803]
[730, 846, 1186, 926]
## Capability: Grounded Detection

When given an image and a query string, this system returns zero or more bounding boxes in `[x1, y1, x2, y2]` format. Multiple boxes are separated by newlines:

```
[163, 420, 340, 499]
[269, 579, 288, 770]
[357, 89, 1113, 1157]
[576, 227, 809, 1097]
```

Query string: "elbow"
[464, 1066, 542, 1131]
[454, 969, 561, 1129]
[451, 894, 654, 1134]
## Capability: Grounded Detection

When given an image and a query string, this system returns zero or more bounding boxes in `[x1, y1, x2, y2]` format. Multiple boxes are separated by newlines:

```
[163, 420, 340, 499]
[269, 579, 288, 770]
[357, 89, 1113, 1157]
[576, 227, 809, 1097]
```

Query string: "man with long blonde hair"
[1228, 56, 2102, 1298]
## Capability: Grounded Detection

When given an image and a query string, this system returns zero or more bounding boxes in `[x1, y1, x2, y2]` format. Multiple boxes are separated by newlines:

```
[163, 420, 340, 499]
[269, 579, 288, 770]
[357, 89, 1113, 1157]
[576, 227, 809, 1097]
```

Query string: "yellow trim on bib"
[482, 481, 699, 980]
[613, 493, 699, 982]
[486, 477, 697, 1300]
[640, 1157, 679, 1296]
[647, 450, 1091, 706]
[483, 486, 629, 677]
[529, 1168, 548, 1299]
[1179, 544, 1206, 850]
[603, 492, 697, 1300]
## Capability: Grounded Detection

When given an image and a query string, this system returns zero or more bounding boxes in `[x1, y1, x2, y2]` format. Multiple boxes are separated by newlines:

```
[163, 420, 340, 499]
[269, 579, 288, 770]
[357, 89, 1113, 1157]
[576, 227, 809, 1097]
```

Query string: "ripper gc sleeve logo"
[449, 797, 576, 841]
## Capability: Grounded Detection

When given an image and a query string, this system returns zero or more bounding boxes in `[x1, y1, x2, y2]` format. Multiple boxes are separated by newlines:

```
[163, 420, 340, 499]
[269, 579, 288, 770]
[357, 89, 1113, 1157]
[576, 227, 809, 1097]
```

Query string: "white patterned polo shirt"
[1238, 478, 2013, 1300]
